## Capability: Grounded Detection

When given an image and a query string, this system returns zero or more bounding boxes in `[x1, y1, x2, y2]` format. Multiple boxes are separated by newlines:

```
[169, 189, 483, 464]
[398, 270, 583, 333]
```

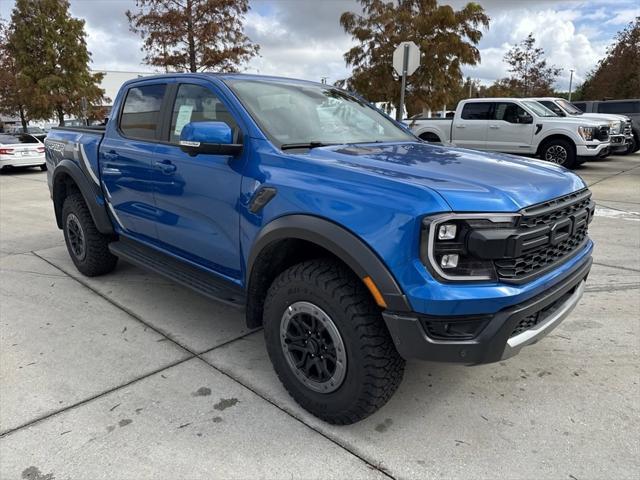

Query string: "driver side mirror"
[179, 121, 242, 156]
[519, 115, 533, 124]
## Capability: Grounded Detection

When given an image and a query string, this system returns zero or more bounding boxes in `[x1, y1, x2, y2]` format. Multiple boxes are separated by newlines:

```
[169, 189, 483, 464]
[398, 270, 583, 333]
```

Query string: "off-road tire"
[540, 138, 577, 169]
[62, 193, 117, 276]
[263, 259, 405, 424]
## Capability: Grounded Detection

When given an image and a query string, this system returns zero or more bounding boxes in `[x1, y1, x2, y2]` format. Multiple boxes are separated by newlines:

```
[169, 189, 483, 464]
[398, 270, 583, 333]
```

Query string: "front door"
[100, 82, 166, 240]
[485, 102, 535, 153]
[151, 82, 246, 280]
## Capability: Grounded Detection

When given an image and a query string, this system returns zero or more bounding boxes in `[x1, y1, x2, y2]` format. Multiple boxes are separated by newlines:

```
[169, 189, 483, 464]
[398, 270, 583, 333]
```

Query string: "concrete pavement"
[1, 154, 638, 479]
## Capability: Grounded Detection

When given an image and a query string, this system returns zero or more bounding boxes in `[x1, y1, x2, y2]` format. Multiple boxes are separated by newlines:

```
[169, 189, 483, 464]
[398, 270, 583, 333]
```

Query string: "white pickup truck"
[530, 97, 634, 155]
[409, 98, 612, 169]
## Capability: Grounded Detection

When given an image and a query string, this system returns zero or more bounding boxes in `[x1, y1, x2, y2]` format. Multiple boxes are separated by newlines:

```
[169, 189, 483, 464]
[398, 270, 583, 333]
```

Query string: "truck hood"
[303, 142, 586, 212]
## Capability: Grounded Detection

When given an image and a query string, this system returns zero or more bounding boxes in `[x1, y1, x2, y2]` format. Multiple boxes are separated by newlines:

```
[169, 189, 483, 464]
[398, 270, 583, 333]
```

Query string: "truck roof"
[459, 97, 534, 103]
[120, 72, 327, 89]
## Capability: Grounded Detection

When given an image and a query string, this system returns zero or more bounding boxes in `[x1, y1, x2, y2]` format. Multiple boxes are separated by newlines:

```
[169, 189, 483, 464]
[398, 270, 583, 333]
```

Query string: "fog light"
[438, 224, 457, 240]
[440, 254, 459, 269]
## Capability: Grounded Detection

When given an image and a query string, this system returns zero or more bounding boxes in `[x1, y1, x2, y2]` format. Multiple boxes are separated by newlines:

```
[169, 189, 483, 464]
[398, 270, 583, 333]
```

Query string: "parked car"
[572, 99, 640, 153]
[0, 133, 46, 171]
[410, 98, 611, 169]
[3, 125, 48, 142]
[45, 74, 594, 424]
[531, 97, 634, 155]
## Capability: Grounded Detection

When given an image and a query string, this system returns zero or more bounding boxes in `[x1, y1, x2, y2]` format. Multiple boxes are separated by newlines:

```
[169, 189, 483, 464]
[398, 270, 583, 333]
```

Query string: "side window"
[170, 84, 238, 143]
[461, 102, 492, 120]
[539, 101, 563, 116]
[572, 102, 587, 112]
[120, 84, 166, 140]
[597, 102, 638, 114]
[493, 102, 532, 123]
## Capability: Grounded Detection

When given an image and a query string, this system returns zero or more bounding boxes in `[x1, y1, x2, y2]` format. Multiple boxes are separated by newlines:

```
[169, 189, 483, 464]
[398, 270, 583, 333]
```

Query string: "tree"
[338, 0, 489, 117]
[7, 0, 106, 126]
[578, 17, 640, 100]
[0, 18, 30, 130]
[126, 0, 259, 73]
[502, 33, 561, 96]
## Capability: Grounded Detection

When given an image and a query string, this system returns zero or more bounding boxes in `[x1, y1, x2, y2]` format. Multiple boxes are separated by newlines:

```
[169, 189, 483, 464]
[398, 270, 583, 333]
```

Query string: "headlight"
[609, 121, 622, 134]
[420, 214, 519, 282]
[578, 126, 596, 141]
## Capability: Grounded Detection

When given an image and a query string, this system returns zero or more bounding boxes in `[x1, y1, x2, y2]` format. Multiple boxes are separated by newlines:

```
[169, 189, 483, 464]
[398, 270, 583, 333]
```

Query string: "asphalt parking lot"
[1, 154, 638, 480]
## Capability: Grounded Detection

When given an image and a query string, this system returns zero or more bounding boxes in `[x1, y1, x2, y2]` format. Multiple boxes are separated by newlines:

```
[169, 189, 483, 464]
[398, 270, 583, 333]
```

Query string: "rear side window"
[120, 84, 166, 140]
[461, 102, 492, 120]
[169, 84, 238, 143]
[597, 102, 639, 114]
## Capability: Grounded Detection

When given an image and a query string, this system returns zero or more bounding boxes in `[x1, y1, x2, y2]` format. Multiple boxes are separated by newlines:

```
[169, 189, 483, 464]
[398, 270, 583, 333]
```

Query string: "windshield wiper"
[280, 141, 335, 150]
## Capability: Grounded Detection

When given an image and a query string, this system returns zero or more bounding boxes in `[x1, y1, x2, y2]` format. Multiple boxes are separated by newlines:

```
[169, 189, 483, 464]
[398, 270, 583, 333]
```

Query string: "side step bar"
[109, 238, 245, 309]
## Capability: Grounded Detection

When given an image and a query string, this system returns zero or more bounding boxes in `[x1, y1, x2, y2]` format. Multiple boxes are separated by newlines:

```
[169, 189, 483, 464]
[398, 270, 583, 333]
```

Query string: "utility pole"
[568, 69, 575, 102]
[468, 80, 472, 98]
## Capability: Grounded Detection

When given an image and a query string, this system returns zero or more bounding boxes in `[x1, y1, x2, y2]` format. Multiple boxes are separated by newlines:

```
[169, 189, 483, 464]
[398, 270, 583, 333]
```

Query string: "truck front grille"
[495, 190, 594, 282]
[595, 126, 610, 141]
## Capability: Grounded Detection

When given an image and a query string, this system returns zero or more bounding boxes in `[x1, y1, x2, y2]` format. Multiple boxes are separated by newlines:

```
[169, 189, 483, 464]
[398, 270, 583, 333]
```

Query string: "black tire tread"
[62, 193, 117, 277]
[264, 259, 405, 425]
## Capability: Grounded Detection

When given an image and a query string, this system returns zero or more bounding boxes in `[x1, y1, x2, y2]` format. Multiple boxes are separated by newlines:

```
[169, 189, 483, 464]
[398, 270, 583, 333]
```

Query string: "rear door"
[452, 102, 492, 149]
[150, 80, 246, 279]
[100, 82, 166, 239]
[485, 101, 535, 153]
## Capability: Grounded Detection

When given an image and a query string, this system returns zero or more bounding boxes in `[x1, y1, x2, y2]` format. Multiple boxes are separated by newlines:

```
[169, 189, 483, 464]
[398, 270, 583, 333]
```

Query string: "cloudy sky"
[1, 0, 638, 90]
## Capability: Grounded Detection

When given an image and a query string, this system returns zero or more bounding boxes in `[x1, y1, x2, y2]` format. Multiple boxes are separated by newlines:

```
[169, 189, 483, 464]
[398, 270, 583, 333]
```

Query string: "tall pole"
[397, 43, 409, 121]
[568, 69, 575, 102]
[468, 80, 472, 98]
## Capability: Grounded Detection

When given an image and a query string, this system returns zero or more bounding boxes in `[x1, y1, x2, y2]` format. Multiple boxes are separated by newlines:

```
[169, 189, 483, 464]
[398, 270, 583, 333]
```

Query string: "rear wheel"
[62, 193, 117, 276]
[263, 259, 405, 424]
[540, 139, 577, 169]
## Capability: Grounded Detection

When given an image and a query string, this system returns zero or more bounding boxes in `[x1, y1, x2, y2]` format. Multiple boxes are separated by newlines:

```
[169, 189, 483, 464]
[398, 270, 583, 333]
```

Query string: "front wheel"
[62, 193, 118, 276]
[263, 259, 405, 425]
[540, 139, 577, 169]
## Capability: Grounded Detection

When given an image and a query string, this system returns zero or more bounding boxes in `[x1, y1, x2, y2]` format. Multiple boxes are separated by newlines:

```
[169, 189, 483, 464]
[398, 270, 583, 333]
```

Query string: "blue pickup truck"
[45, 73, 594, 424]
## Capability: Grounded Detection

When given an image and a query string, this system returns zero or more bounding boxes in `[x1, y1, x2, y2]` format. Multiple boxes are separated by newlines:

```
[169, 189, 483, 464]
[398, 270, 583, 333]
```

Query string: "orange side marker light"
[362, 276, 387, 309]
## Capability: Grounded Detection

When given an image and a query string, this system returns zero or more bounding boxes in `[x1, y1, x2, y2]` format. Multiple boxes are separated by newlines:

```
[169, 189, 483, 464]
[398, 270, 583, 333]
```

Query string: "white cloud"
[464, 8, 610, 90]
[604, 8, 640, 25]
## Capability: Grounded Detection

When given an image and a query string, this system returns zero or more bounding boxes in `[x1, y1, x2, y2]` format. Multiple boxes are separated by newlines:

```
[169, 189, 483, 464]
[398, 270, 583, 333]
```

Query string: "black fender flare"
[52, 159, 115, 235]
[247, 215, 411, 312]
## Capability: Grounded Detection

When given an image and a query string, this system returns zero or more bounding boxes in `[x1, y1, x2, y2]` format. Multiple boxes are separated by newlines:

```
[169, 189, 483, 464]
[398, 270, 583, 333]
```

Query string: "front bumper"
[576, 142, 609, 158]
[382, 255, 591, 364]
[609, 134, 629, 152]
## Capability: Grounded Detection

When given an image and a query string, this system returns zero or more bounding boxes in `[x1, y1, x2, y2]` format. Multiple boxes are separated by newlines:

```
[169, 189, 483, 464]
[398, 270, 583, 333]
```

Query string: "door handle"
[455, 124, 465, 128]
[154, 159, 177, 174]
[102, 167, 121, 176]
[489, 125, 499, 129]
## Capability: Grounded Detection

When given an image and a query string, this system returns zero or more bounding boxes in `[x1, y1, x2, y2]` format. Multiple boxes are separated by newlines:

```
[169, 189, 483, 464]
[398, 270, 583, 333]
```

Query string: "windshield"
[557, 99, 583, 115]
[226, 79, 414, 147]
[523, 101, 558, 117]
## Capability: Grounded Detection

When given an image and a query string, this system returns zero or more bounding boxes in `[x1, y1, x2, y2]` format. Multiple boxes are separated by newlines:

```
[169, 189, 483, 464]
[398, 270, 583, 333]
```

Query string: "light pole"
[568, 69, 575, 102]
[320, 77, 328, 85]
